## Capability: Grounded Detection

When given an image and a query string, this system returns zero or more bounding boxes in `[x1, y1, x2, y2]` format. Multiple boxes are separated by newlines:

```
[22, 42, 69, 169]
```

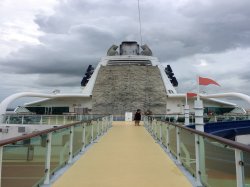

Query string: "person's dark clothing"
[134, 112, 141, 120]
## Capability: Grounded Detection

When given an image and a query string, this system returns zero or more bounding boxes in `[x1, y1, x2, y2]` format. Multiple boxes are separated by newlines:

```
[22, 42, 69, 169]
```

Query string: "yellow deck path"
[53, 122, 192, 187]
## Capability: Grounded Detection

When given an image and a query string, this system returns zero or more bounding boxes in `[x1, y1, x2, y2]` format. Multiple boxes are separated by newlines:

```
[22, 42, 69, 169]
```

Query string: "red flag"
[187, 92, 197, 98]
[199, 76, 220, 86]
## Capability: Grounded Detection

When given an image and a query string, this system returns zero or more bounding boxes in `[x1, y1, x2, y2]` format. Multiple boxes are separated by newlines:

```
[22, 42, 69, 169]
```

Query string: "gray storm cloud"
[0, 0, 250, 108]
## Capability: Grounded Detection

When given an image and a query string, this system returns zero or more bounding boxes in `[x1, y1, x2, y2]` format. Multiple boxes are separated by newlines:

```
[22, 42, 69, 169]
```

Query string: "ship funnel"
[120, 41, 139, 55]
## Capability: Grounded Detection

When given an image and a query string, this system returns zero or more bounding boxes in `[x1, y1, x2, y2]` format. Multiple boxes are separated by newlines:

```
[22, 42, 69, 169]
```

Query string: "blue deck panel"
[187, 120, 250, 138]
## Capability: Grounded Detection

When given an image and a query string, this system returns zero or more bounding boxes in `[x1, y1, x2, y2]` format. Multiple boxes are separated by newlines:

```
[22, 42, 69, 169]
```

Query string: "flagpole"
[185, 93, 188, 105]
[195, 75, 204, 131]
[197, 75, 200, 101]
[184, 93, 189, 126]
[195, 75, 206, 186]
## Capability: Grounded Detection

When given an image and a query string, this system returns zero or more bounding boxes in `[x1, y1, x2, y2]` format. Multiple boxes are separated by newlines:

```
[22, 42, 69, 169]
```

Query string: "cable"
[137, 0, 143, 46]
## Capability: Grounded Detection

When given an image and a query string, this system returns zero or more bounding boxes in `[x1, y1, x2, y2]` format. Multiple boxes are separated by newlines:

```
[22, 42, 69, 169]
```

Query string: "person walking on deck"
[134, 109, 141, 126]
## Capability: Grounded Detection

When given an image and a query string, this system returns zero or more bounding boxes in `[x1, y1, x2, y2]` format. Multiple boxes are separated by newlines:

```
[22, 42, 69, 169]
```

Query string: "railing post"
[144, 116, 147, 129]
[184, 105, 190, 125]
[166, 124, 170, 152]
[97, 119, 100, 137]
[103, 117, 106, 132]
[0, 146, 3, 187]
[82, 123, 86, 151]
[235, 149, 245, 187]
[214, 115, 217, 122]
[194, 100, 204, 132]
[105, 117, 108, 132]
[68, 126, 74, 164]
[44, 133, 52, 185]
[110, 115, 113, 128]
[154, 120, 157, 139]
[147, 117, 149, 129]
[151, 118, 154, 134]
[91, 121, 94, 143]
[48, 116, 51, 125]
[101, 119, 104, 134]
[153, 120, 156, 138]
[107, 116, 109, 129]
[160, 122, 162, 144]
[7, 115, 10, 124]
[176, 127, 181, 164]
[195, 134, 202, 186]
[63, 116, 66, 125]
[40, 115, 43, 125]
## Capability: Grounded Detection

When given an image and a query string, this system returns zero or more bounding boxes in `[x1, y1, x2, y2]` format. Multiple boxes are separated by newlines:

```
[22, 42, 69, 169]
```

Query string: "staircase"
[92, 65, 167, 114]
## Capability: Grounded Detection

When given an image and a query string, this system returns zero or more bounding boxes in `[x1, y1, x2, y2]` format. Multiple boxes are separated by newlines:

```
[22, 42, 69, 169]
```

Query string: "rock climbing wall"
[91, 65, 167, 115]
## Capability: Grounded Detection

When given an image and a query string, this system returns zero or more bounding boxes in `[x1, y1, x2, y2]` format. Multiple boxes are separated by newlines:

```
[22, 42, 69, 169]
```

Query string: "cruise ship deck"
[52, 121, 192, 187]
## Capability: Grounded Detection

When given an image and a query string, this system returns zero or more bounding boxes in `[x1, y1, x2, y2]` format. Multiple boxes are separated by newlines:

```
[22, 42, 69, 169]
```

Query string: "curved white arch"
[0, 92, 90, 122]
[168, 92, 250, 105]
[200, 93, 250, 104]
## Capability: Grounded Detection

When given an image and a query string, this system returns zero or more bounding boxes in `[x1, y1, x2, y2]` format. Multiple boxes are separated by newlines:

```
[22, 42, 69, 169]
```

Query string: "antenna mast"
[137, 0, 143, 46]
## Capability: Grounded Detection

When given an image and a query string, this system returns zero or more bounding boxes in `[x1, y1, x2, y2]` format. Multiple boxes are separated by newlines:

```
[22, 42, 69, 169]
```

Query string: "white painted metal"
[63, 116, 66, 125]
[91, 122, 94, 143]
[68, 126, 74, 164]
[176, 127, 181, 164]
[214, 116, 217, 122]
[111, 115, 113, 127]
[166, 125, 170, 152]
[202, 93, 250, 105]
[157, 64, 177, 94]
[97, 119, 100, 136]
[100, 55, 159, 66]
[40, 116, 43, 125]
[195, 134, 202, 186]
[105, 117, 108, 132]
[111, 115, 113, 124]
[21, 116, 24, 124]
[101, 120, 104, 134]
[44, 133, 52, 185]
[82, 123, 86, 151]
[125, 112, 133, 121]
[168, 92, 250, 106]
[0, 92, 90, 123]
[81, 64, 101, 95]
[154, 120, 157, 138]
[160, 122, 162, 144]
[235, 149, 245, 187]
[184, 105, 190, 126]
[194, 100, 204, 132]
[56, 115, 58, 125]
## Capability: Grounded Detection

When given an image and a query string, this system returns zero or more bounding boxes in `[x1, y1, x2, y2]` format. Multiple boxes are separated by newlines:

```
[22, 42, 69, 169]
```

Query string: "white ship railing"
[2, 114, 108, 125]
[144, 116, 250, 187]
[145, 114, 250, 124]
[0, 115, 113, 187]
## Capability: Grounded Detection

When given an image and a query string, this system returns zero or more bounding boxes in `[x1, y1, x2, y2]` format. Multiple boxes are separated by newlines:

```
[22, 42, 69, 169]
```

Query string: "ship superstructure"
[24, 41, 236, 116]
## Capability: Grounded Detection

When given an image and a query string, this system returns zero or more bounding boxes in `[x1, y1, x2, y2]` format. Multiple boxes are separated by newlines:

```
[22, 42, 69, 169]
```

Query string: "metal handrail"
[0, 116, 106, 147]
[0, 115, 113, 186]
[158, 119, 250, 153]
[145, 116, 249, 187]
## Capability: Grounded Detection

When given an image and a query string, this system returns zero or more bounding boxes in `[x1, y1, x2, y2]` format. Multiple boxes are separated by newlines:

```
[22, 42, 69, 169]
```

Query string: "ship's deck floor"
[52, 121, 192, 187]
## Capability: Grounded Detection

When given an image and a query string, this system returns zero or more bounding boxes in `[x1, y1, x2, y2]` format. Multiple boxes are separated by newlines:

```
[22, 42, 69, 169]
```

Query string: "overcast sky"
[0, 0, 250, 108]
